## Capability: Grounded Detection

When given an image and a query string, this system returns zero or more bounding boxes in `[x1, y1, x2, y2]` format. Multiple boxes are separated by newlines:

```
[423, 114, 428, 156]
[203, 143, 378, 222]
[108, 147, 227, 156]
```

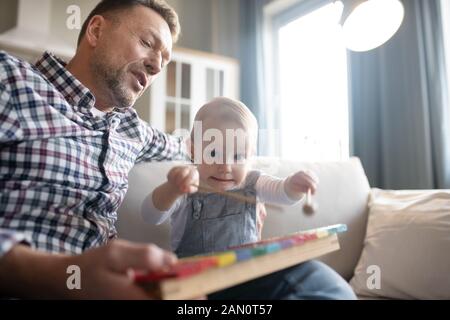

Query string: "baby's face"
[193, 121, 253, 191]
[197, 150, 250, 191]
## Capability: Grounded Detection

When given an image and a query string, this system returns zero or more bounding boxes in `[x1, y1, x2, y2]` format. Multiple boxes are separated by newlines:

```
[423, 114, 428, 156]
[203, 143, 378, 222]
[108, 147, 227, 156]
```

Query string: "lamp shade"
[340, 0, 405, 52]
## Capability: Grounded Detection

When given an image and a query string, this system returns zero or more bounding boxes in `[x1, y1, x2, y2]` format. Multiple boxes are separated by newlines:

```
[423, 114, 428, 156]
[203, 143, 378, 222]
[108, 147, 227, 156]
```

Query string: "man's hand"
[0, 240, 177, 299]
[67, 240, 177, 299]
[284, 170, 319, 201]
[167, 165, 199, 195]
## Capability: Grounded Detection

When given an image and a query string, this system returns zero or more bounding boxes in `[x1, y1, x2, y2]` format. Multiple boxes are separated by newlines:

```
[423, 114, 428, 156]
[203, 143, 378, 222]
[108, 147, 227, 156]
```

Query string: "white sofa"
[117, 157, 450, 300]
[117, 157, 370, 281]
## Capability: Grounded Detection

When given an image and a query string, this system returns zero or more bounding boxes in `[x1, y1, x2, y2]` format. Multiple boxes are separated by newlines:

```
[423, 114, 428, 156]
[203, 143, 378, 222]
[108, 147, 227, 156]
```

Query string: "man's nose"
[144, 53, 162, 76]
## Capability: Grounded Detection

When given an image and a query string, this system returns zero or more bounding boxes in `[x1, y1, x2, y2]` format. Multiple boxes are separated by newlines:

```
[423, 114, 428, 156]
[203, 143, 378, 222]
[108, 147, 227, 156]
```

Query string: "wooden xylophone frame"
[135, 224, 347, 300]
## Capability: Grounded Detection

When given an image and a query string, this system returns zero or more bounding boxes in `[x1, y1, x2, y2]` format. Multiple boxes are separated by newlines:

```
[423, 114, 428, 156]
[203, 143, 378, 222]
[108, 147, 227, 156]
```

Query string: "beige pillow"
[350, 188, 450, 299]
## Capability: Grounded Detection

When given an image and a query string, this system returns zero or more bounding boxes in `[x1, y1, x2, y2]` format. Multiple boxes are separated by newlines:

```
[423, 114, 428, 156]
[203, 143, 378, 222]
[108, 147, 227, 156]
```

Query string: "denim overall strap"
[175, 170, 262, 257]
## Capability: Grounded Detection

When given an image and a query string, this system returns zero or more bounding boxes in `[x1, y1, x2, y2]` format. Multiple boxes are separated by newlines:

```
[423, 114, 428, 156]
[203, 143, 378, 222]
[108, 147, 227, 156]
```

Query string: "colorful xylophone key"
[134, 224, 347, 284]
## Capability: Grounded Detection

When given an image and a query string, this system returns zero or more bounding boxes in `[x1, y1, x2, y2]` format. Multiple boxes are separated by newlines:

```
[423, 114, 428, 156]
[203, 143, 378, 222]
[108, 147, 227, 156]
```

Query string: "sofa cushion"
[350, 188, 450, 299]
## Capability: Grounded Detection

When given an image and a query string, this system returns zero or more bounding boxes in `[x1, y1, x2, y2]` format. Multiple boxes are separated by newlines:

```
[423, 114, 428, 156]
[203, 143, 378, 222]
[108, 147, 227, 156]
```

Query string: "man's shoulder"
[0, 51, 46, 94]
[0, 50, 32, 69]
[0, 51, 37, 83]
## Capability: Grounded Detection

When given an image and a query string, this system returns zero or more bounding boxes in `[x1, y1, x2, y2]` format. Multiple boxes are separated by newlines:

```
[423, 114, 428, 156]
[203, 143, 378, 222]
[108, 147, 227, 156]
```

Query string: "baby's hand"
[167, 166, 199, 195]
[285, 170, 319, 200]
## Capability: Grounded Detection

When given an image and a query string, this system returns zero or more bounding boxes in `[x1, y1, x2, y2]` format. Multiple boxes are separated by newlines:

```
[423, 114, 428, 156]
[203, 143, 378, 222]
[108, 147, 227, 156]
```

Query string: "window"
[265, 0, 349, 161]
[165, 61, 192, 132]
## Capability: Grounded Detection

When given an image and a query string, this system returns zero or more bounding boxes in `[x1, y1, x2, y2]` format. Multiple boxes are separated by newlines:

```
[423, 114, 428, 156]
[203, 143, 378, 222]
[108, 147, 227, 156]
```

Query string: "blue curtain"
[239, 0, 270, 155]
[349, 0, 450, 189]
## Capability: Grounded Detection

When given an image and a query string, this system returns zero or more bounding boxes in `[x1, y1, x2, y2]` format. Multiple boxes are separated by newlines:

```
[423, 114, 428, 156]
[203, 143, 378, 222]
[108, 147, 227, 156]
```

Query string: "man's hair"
[77, 0, 180, 46]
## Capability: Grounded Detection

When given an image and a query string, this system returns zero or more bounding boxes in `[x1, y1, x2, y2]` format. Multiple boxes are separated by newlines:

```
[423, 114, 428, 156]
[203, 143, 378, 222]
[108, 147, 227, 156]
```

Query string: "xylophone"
[134, 224, 347, 299]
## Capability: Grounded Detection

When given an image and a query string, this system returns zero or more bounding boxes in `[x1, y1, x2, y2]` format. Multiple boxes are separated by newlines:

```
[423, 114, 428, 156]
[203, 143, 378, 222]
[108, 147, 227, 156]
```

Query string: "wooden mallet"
[303, 189, 317, 215]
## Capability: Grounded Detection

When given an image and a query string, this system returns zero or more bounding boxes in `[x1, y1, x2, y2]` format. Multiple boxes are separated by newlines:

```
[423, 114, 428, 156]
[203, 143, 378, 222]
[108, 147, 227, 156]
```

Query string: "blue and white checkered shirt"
[0, 51, 185, 256]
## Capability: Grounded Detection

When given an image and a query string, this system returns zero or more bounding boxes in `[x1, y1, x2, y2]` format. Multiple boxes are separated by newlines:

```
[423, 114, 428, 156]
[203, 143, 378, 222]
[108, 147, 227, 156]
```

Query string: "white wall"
[211, 0, 240, 59]
[0, 0, 18, 33]
[168, 0, 240, 59]
[50, 0, 98, 47]
[0, 0, 240, 59]
[167, 0, 213, 53]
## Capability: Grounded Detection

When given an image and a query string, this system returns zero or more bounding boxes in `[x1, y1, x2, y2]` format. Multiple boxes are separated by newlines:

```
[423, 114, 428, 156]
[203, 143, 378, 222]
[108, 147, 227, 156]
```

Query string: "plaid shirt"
[0, 51, 185, 257]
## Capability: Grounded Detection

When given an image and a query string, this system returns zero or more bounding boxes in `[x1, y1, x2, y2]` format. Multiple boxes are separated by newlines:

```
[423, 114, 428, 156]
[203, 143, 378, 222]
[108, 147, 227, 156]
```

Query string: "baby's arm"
[284, 170, 318, 200]
[153, 166, 199, 211]
[141, 166, 199, 225]
[255, 171, 318, 205]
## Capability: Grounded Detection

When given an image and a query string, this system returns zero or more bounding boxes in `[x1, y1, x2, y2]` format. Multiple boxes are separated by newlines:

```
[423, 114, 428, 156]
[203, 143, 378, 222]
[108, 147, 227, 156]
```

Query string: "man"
[0, 0, 355, 299]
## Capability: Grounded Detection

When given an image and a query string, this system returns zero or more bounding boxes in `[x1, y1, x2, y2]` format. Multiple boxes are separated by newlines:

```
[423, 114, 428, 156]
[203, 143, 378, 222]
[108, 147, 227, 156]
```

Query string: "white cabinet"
[134, 47, 240, 133]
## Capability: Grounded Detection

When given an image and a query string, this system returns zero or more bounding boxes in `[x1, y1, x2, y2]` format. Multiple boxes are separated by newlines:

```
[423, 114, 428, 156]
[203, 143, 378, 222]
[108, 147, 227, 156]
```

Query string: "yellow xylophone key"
[315, 229, 329, 239]
[215, 252, 237, 267]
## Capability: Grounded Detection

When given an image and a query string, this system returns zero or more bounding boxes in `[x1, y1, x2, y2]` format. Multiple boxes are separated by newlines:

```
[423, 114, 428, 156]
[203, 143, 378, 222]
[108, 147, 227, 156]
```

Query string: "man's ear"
[85, 15, 106, 47]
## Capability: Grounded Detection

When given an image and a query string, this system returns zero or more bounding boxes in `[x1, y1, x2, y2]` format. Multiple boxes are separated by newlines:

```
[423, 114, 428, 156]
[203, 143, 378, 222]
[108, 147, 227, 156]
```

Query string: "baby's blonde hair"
[192, 97, 258, 155]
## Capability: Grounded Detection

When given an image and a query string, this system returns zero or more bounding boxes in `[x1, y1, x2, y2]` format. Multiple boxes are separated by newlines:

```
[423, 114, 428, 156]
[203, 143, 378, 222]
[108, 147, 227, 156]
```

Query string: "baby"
[141, 97, 318, 257]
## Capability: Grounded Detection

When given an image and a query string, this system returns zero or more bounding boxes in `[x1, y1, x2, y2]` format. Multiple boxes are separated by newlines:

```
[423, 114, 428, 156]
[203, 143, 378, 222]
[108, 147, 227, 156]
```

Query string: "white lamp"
[338, 0, 405, 52]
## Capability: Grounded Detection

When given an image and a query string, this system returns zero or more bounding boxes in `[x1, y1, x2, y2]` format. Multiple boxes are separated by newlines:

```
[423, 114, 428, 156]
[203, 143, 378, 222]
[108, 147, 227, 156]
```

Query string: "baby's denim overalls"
[175, 170, 261, 257]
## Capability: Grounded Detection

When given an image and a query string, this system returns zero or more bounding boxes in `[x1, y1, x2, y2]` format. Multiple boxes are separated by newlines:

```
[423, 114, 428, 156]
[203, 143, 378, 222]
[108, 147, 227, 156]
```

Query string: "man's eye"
[141, 40, 152, 48]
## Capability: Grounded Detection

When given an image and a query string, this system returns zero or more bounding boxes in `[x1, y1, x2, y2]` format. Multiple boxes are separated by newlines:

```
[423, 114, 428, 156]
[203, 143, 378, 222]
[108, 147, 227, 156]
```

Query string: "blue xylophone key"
[265, 242, 282, 253]
[235, 248, 253, 261]
[326, 224, 347, 234]
[280, 239, 295, 249]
